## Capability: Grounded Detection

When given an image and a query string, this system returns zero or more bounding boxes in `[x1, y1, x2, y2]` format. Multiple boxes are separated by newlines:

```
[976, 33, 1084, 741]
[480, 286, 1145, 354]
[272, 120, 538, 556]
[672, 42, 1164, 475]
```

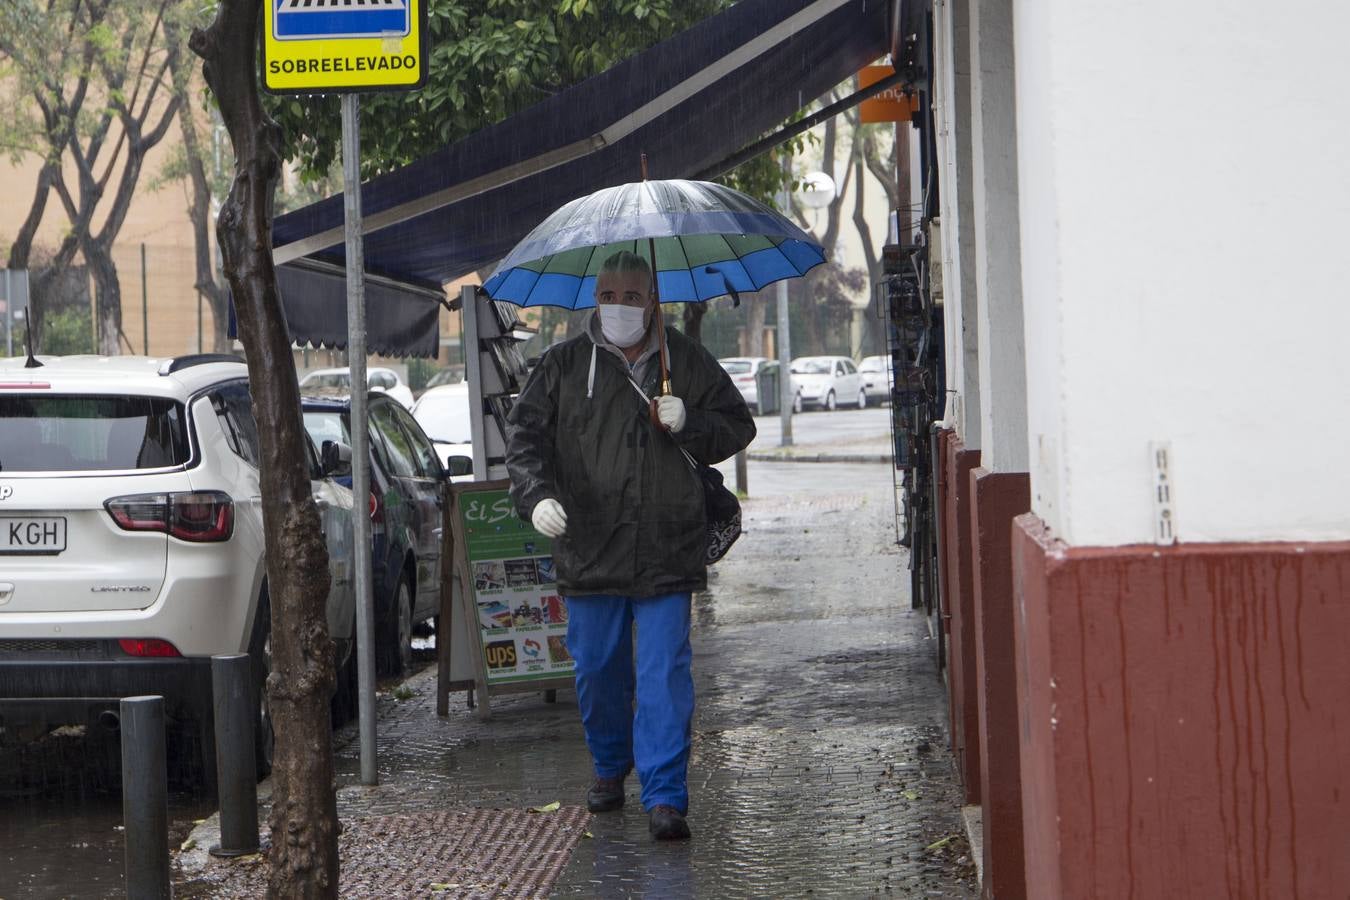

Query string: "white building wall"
[969, 0, 1028, 474]
[933, 0, 981, 448]
[1014, 0, 1350, 545]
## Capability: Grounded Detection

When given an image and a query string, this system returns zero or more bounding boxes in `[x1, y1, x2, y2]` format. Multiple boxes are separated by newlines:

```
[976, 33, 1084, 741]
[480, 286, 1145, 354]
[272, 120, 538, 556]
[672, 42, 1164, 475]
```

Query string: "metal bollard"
[120, 695, 170, 899]
[209, 654, 260, 857]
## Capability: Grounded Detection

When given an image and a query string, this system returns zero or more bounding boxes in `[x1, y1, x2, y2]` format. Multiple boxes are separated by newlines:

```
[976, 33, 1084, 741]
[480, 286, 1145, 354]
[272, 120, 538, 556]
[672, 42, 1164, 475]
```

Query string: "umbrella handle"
[648, 301, 672, 432]
[648, 235, 673, 432]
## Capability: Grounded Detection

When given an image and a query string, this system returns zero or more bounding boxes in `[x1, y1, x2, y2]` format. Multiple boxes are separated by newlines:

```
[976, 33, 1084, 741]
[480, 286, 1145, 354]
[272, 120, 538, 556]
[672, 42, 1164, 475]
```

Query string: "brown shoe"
[648, 805, 691, 840]
[587, 776, 625, 813]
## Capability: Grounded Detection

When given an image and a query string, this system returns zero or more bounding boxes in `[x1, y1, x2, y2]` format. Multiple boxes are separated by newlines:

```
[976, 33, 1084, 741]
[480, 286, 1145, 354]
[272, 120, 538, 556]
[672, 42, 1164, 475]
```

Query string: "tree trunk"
[682, 301, 707, 345]
[851, 154, 883, 358]
[84, 243, 126, 355]
[743, 291, 766, 357]
[8, 164, 62, 347]
[190, 4, 339, 898]
[795, 276, 823, 355]
[7, 162, 57, 272]
[171, 52, 231, 351]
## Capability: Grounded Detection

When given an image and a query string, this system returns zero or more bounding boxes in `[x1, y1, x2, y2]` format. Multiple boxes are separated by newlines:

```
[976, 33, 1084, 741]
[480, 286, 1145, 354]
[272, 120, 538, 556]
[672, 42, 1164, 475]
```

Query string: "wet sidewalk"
[179, 460, 974, 898]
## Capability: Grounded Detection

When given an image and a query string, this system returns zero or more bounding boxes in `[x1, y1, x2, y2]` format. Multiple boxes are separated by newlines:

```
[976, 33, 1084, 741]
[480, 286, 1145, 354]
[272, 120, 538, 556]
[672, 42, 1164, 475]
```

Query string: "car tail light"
[734, 374, 755, 383]
[369, 491, 383, 523]
[118, 638, 181, 658]
[105, 491, 234, 542]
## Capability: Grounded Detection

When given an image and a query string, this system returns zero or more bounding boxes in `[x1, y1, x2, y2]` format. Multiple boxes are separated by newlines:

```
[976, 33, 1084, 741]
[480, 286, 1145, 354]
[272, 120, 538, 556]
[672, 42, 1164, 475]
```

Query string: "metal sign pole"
[341, 93, 377, 785]
[141, 243, 150, 354]
[461, 284, 487, 481]
[777, 157, 794, 447]
[5, 269, 12, 357]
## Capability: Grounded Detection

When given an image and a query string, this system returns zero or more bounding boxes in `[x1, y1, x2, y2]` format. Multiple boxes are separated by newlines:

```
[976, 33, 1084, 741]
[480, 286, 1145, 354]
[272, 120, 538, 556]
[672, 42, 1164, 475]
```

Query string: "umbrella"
[482, 175, 826, 410]
[483, 178, 826, 310]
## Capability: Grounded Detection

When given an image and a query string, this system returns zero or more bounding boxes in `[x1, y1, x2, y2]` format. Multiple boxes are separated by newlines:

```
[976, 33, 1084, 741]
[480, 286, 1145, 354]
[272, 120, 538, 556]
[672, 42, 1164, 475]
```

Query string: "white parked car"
[0, 354, 357, 783]
[858, 355, 893, 403]
[299, 365, 415, 408]
[717, 356, 771, 413]
[789, 355, 867, 411]
[410, 382, 475, 480]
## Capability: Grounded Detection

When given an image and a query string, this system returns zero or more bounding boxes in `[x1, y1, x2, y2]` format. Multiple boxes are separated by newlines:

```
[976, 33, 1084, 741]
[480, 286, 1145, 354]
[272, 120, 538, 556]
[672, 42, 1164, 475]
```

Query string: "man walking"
[505, 250, 755, 840]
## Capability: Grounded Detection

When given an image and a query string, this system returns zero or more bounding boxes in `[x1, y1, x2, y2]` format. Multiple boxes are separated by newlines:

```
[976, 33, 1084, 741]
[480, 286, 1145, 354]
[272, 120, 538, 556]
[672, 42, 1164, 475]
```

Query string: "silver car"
[858, 355, 893, 403]
[789, 355, 866, 411]
[717, 356, 770, 413]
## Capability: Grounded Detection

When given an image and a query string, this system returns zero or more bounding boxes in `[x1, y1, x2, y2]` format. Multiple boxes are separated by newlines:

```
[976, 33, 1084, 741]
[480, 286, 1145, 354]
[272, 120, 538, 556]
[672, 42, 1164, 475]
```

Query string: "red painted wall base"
[970, 468, 1031, 900]
[942, 437, 981, 803]
[1012, 515, 1350, 899]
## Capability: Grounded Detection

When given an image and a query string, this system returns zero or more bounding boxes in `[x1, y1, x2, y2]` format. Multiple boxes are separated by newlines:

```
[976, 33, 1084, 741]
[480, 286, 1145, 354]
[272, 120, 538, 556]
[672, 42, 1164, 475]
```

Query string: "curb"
[962, 805, 984, 886]
[746, 452, 893, 464]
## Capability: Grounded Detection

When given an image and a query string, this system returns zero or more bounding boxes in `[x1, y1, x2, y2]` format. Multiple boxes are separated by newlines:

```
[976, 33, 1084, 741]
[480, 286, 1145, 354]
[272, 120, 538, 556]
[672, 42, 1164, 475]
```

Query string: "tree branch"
[132, 55, 176, 134]
[120, 0, 171, 123]
[51, 167, 79, 222]
[94, 100, 180, 247]
[134, 59, 181, 149]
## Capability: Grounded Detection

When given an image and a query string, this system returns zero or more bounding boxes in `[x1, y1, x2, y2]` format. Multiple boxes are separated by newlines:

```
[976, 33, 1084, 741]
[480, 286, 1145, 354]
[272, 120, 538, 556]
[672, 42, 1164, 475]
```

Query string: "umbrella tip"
[640, 152, 648, 181]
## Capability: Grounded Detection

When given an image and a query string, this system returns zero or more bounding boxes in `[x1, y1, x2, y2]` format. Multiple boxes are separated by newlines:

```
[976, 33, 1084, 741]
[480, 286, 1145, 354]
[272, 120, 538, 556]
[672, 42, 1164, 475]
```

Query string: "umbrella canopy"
[483, 179, 826, 309]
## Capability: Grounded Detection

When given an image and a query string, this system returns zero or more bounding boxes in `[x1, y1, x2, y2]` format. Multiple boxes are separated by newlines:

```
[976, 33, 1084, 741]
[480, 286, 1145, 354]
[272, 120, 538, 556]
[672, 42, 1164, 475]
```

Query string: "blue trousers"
[564, 592, 693, 814]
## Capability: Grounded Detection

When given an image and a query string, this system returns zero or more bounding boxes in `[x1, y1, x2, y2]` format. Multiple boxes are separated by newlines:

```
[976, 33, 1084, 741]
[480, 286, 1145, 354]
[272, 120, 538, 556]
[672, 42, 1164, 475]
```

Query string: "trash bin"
[755, 362, 780, 415]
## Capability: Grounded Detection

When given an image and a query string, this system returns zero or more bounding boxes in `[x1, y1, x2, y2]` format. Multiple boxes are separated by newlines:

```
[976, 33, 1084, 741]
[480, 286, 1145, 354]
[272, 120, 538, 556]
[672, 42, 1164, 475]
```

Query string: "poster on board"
[457, 486, 574, 687]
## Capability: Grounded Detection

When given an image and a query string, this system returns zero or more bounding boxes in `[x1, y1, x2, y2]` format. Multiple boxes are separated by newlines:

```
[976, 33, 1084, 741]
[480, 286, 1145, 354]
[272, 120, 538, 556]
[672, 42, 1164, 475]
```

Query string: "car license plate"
[0, 517, 67, 554]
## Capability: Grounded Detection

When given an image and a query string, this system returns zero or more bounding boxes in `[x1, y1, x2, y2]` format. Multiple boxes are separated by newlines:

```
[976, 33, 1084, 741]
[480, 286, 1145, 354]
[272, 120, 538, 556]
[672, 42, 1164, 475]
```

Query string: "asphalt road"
[745, 404, 894, 454]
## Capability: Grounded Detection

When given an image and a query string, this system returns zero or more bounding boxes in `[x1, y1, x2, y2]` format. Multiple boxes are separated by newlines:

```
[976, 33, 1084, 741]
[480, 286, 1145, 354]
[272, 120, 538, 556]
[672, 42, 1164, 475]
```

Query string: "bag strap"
[626, 375, 699, 472]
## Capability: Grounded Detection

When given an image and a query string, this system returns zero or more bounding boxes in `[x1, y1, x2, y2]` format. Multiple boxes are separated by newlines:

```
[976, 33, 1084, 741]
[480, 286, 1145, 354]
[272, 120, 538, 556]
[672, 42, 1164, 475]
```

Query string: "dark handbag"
[696, 459, 742, 564]
[628, 377, 743, 564]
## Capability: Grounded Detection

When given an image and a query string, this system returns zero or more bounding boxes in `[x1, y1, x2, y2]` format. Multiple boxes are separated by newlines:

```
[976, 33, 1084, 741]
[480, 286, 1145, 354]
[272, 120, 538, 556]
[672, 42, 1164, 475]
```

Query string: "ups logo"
[485, 639, 517, 670]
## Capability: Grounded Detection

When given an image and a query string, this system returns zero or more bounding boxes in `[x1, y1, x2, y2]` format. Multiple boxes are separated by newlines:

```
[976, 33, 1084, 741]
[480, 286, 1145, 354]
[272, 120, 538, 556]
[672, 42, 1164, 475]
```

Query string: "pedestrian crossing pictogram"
[273, 0, 410, 41]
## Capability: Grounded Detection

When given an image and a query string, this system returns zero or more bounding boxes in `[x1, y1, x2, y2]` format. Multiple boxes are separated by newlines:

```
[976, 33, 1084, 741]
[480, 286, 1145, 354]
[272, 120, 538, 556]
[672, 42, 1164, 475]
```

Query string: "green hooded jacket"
[505, 321, 755, 597]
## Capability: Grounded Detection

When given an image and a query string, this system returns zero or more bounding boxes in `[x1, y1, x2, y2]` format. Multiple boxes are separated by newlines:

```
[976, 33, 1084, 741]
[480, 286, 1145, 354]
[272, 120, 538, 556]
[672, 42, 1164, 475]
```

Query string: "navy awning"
[277, 261, 443, 357]
[271, 0, 889, 351]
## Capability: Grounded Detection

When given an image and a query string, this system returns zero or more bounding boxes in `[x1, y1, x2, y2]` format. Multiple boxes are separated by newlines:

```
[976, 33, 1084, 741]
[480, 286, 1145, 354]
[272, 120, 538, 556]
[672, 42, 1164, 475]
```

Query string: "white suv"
[0, 354, 355, 782]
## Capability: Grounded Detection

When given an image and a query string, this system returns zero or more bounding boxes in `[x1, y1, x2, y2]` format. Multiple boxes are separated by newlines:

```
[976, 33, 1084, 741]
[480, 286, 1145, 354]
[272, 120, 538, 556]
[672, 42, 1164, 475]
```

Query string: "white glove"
[531, 498, 568, 538]
[655, 395, 687, 433]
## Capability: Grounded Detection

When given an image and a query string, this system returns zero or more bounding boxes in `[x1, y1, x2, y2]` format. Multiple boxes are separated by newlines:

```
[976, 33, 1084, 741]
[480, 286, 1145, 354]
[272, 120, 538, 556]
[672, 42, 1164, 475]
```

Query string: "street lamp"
[799, 171, 837, 211]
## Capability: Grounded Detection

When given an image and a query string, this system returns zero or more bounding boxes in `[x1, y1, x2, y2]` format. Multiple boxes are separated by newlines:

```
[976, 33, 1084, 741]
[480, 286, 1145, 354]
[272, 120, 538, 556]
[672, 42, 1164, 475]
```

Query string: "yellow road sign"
[263, 0, 427, 94]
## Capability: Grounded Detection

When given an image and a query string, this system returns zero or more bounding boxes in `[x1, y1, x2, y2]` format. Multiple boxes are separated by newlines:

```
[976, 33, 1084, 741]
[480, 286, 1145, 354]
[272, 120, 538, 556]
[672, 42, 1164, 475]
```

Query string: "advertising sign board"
[440, 481, 574, 717]
[859, 65, 918, 123]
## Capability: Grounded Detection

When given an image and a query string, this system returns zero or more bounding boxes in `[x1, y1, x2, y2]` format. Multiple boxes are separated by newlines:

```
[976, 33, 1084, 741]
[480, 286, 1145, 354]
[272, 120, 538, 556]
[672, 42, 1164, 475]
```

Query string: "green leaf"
[271, 0, 737, 180]
[529, 801, 561, 813]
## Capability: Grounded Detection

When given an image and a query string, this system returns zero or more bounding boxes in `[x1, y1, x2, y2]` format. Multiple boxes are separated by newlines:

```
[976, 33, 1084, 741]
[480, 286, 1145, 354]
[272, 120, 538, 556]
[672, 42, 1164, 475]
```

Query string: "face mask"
[598, 304, 648, 348]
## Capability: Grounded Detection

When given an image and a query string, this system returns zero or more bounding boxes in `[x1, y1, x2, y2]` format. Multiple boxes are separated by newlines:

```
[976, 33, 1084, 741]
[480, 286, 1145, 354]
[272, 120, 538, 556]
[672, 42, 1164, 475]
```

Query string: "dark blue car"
[302, 392, 447, 675]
